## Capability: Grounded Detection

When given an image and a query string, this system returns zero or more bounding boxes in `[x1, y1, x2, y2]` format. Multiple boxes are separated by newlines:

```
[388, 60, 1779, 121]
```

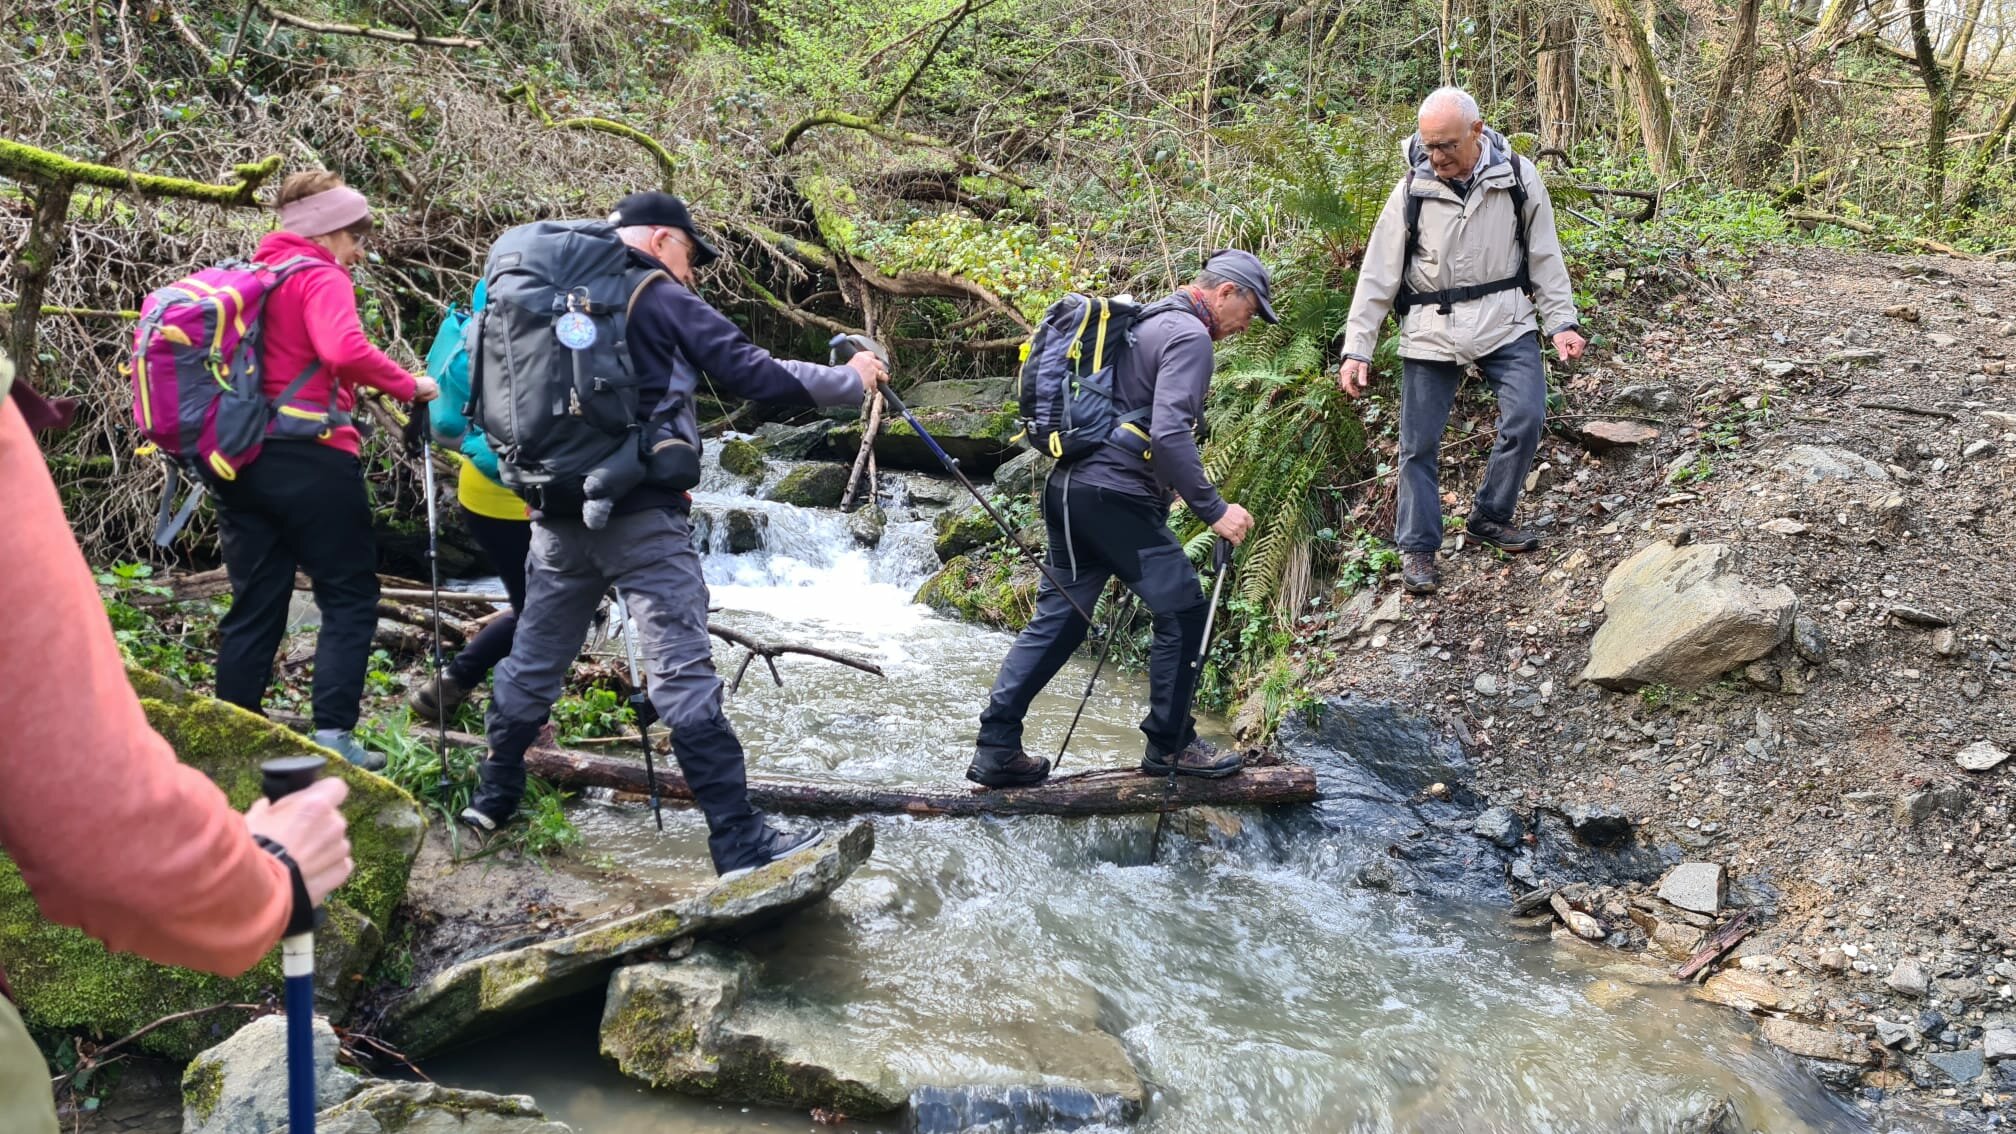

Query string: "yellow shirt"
[456, 455, 530, 521]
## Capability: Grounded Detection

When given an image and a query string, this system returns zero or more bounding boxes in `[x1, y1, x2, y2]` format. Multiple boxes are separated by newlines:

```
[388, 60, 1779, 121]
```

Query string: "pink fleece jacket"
[254, 231, 418, 456]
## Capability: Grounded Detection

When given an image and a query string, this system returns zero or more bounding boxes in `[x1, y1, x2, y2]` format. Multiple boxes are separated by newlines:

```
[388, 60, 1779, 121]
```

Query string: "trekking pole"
[1150, 537, 1235, 863]
[613, 588, 665, 830]
[261, 755, 328, 1134]
[1053, 587, 1140, 772]
[405, 403, 449, 794]
[827, 334, 1098, 627]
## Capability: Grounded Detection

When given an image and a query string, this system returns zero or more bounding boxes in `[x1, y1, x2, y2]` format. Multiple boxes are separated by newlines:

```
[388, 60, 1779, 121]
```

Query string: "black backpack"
[468, 220, 667, 510]
[1393, 153, 1532, 317]
[1014, 294, 1185, 462]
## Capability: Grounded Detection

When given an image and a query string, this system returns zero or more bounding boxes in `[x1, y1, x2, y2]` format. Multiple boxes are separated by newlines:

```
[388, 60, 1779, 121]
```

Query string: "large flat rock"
[1581, 541, 1795, 691]
[384, 821, 874, 1057]
[319, 1082, 571, 1133]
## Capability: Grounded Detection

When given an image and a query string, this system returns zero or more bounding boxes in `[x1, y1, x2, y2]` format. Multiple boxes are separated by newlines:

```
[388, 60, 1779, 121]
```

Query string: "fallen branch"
[1784, 209, 1975, 258]
[1676, 911, 1755, 981]
[516, 739, 1319, 817]
[1857, 400, 1956, 420]
[706, 623, 884, 692]
[510, 85, 675, 189]
[257, 1, 486, 47]
[0, 304, 140, 320]
[50, 1003, 263, 1095]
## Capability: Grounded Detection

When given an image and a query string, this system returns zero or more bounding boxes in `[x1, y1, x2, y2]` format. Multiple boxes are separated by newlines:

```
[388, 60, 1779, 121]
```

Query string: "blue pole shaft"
[283, 932, 316, 1134]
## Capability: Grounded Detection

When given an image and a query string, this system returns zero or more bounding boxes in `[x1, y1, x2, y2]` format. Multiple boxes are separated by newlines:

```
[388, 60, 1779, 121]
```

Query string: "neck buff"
[279, 187, 371, 237]
[1179, 285, 1220, 338]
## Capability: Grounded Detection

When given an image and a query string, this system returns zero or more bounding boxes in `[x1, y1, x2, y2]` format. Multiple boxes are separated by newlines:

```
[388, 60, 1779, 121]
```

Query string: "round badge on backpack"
[555, 310, 597, 350]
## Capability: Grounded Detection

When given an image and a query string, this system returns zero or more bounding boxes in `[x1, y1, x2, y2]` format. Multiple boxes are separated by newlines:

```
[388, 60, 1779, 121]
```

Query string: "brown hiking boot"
[1141, 738, 1241, 779]
[409, 671, 470, 721]
[1401, 551, 1440, 595]
[967, 746, 1052, 789]
[1465, 515, 1542, 553]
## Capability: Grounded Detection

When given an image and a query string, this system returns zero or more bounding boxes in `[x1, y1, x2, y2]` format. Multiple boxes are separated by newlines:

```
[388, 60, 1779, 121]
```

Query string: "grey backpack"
[468, 220, 668, 514]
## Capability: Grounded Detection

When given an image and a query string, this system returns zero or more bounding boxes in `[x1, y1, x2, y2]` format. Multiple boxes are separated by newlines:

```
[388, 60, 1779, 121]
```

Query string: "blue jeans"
[1395, 332, 1547, 552]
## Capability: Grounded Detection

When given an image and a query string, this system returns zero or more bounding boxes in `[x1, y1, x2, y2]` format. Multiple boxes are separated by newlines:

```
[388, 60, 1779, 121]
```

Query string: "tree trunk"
[1906, 0, 1952, 216]
[1694, 0, 1762, 157]
[1949, 85, 2016, 226]
[518, 740, 1321, 818]
[1940, 0, 1985, 71]
[1538, 12, 1582, 152]
[1589, 0, 1683, 176]
[6, 180, 75, 387]
[1812, 0, 1859, 45]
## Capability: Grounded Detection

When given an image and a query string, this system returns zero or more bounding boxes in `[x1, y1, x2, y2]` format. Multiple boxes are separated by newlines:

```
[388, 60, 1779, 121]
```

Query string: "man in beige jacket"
[1338, 87, 1585, 594]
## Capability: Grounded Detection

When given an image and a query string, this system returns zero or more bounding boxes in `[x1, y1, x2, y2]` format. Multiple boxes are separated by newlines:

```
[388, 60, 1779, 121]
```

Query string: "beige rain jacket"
[1340, 127, 1579, 366]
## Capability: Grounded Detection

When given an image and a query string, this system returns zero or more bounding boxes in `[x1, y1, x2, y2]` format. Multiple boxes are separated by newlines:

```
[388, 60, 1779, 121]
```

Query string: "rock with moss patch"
[717, 439, 767, 480]
[915, 554, 1039, 632]
[751, 421, 833, 460]
[0, 675, 422, 1059]
[385, 821, 875, 1058]
[934, 506, 1002, 562]
[319, 1082, 571, 1134]
[766, 464, 851, 508]
[826, 399, 1020, 475]
[991, 449, 1054, 498]
[601, 946, 907, 1114]
[848, 503, 887, 548]
[184, 1014, 364, 1134]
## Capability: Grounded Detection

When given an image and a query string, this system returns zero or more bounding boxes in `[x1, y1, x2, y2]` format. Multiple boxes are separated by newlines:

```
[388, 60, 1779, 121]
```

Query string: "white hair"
[1419, 86, 1480, 125]
[613, 223, 657, 249]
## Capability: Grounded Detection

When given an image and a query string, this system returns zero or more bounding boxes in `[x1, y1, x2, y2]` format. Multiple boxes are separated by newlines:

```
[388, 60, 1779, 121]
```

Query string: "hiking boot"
[1401, 551, 1440, 595]
[966, 745, 1052, 790]
[408, 671, 470, 721]
[1465, 515, 1542, 553]
[460, 758, 525, 833]
[313, 729, 386, 772]
[1141, 738, 1241, 779]
[457, 800, 513, 834]
[717, 822, 825, 881]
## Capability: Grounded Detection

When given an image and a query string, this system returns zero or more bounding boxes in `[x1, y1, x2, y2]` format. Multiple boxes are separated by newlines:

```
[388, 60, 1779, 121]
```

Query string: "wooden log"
[508, 737, 1318, 818]
[1676, 911, 1755, 981]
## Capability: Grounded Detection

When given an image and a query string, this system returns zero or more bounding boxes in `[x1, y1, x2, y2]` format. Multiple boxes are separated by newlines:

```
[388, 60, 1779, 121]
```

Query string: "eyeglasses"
[1421, 139, 1467, 156]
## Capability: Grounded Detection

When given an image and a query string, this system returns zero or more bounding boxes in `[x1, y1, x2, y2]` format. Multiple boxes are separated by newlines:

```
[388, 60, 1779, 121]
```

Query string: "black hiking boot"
[409, 671, 470, 721]
[458, 797, 514, 834]
[1401, 551, 1440, 595]
[1141, 738, 1241, 779]
[459, 758, 525, 833]
[1465, 515, 1542, 553]
[716, 822, 825, 881]
[966, 745, 1052, 790]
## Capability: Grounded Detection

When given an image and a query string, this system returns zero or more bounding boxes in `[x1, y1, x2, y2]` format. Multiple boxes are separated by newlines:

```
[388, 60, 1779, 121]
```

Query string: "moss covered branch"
[769, 113, 1016, 183]
[257, 2, 486, 48]
[0, 141, 281, 204]
[510, 85, 676, 189]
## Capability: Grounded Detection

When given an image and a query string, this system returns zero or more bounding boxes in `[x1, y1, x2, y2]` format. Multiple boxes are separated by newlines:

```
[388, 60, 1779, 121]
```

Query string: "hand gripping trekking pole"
[827, 334, 1098, 628]
[613, 589, 665, 830]
[260, 755, 328, 1134]
[405, 403, 450, 794]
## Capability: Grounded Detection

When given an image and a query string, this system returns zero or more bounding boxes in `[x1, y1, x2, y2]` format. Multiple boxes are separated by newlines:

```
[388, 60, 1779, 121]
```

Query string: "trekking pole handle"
[261, 755, 327, 804]
[1212, 536, 1233, 573]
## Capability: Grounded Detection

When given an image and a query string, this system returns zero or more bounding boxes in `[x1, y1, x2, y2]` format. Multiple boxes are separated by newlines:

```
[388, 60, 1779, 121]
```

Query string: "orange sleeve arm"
[0, 400, 291, 976]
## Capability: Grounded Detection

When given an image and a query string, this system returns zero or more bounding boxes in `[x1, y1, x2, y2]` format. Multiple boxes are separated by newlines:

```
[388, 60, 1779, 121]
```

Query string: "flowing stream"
[429, 455, 1887, 1134]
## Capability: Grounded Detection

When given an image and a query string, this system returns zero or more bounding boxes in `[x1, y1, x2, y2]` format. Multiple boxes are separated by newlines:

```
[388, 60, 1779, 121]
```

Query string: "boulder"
[0, 676, 422, 1059]
[725, 509, 766, 554]
[183, 1015, 364, 1134]
[319, 1083, 571, 1134]
[717, 438, 766, 480]
[384, 821, 874, 1057]
[902, 377, 1015, 408]
[766, 464, 851, 509]
[914, 554, 1039, 633]
[991, 449, 1054, 498]
[1775, 444, 1890, 485]
[1580, 541, 1796, 691]
[827, 391, 1020, 475]
[752, 421, 834, 460]
[600, 947, 907, 1115]
[1609, 384, 1683, 417]
[935, 506, 1001, 562]
[1658, 863, 1726, 915]
[1756, 1019, 1875, 1066]
[848, 503, 887, 548]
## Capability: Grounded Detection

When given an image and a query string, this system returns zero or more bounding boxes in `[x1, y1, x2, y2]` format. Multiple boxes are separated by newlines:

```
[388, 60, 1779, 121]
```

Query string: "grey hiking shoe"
[1401, 551, 1440, 595]
[408, 671, 470, 721]
[313, 729, 386, 772]
[717, 823, 824, 880]
[1465, 515, 1542, 553]
[1141, 738, 1241, 779]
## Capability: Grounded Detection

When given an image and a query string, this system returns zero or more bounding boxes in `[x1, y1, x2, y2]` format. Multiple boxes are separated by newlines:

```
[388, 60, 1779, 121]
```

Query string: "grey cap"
[1203, 248, 1278, 324]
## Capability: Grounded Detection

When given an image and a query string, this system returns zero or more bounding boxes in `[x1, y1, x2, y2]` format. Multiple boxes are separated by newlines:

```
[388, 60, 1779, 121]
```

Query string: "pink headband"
[278, 187, 372, 237]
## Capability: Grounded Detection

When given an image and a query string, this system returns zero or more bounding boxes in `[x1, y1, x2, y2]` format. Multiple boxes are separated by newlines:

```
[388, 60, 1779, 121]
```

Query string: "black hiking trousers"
[976, 473, 1209, 759]
[213, 440, 380, 732]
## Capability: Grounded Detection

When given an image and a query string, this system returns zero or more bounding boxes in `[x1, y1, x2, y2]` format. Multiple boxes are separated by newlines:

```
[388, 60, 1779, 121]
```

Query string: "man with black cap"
[967, 249, 1275, 789]
[464, 191, 887, 878]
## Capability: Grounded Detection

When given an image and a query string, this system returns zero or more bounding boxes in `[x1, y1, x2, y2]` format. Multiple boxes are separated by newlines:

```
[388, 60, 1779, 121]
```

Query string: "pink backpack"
[130, 256, 338, 542]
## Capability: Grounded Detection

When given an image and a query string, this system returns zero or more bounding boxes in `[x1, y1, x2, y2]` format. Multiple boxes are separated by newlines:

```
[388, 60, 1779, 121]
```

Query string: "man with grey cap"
[465, 190, 887, 878]
[968, 249, 1273, 788]
[1337, 86, 1584, 595]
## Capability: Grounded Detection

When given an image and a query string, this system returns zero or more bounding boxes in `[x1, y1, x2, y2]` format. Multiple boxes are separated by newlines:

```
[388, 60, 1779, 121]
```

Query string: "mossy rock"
[826, 404, 1020, 475]
[717, 438, 766, 480]
[0, 674, 423, 1059]
[933, 506, 1001, 562]
[915, 553, 1040, 632]
[765, 463, 850, 509]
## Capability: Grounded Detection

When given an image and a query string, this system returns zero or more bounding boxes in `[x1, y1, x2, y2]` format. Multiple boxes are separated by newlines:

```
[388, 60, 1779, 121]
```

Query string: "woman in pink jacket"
[212, 171, 437, 769]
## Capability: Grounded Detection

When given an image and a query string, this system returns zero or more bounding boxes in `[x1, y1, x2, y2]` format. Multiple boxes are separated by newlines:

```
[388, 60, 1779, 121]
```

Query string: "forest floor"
[1302, 245, 2016, 1121]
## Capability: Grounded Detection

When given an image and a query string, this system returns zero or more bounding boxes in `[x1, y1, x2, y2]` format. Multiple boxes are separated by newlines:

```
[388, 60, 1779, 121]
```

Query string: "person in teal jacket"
[410, 282, 534, 720]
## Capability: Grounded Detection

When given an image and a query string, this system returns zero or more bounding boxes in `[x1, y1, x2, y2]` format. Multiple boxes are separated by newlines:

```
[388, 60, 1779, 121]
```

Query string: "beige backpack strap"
[626, 270, 671, 318]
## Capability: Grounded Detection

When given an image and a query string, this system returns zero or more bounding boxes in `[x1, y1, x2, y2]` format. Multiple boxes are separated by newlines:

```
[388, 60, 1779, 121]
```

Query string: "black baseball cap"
[609, 191, 721, 268]
[1203, 248, 1279, 324]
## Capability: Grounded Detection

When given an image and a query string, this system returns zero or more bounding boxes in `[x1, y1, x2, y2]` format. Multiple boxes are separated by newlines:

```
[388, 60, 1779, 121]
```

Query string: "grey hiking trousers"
[481, 508, 763, 868]
[1395, 331, 1547, 552]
